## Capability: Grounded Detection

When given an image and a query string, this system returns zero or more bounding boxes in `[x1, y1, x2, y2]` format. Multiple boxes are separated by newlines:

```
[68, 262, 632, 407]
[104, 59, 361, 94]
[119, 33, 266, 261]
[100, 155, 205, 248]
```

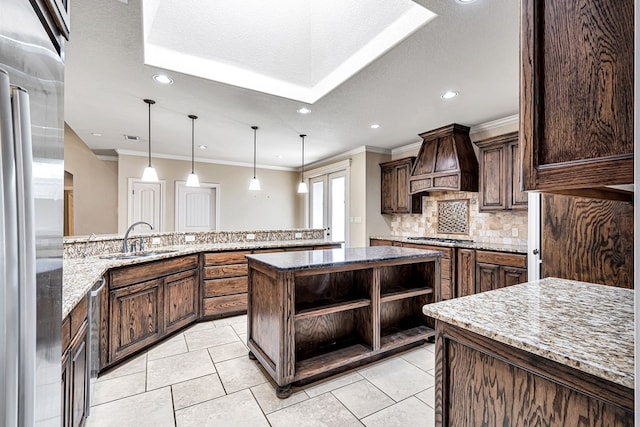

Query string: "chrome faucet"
[122, 221, 153, 253]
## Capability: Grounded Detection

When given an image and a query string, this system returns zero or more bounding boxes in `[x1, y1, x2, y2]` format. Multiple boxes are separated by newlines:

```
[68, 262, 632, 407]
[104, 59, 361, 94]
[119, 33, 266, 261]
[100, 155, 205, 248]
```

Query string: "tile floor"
[87, 315, 436, 427]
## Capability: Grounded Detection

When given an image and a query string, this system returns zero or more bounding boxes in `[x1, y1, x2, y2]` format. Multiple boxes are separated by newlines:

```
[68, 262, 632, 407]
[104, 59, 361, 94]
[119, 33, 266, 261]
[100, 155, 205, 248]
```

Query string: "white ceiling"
[143, 0, 435, 102]
[64, 0, 520, 171]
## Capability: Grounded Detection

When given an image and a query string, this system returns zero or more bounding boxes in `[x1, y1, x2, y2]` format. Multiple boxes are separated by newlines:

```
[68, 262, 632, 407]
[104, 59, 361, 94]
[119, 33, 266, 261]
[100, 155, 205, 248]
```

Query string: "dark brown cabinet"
[107, 255, 199, 367]
[475, 132, 527, 212]
[457, 248, 527, 296]
[520, 0, 633, 194]
[109, 279, 164, 363]
[202, 251, 250, 319]
[456, 248, 476, 297]
[62, 320, 88, 427]
[247, 249, 439, 397]
[164, 270, 199, 335]
[542, 194, 633, 288]
[475, 250, 527, 293]
[380, 158, 422, 214]
[402, 243, 454, 302]
[475, 263, 500, 294]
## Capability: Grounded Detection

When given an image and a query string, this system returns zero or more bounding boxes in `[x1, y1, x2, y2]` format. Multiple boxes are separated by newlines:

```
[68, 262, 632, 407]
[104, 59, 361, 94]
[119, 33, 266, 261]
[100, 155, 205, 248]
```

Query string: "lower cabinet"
[62, 320, 88, 427]
[459, 249, 527, 295]
[456, 249, 476, 297]
[107, 255, 199, 367]
[202, 245, 341, 319]
[109, 279, 164, 363]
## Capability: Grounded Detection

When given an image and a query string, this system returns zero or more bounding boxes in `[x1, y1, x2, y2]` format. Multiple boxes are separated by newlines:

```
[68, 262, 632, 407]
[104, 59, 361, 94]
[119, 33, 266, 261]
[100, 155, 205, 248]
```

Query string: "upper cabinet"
[475, 132, 527, 212]
[520, 0, 634, 195]
[380, 158, 422, 215]
[409, 124, 479, 194]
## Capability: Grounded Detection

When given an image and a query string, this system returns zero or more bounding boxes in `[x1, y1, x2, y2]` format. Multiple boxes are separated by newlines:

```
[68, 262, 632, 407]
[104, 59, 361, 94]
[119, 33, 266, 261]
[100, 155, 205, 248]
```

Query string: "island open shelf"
[245, 246, 441, 398]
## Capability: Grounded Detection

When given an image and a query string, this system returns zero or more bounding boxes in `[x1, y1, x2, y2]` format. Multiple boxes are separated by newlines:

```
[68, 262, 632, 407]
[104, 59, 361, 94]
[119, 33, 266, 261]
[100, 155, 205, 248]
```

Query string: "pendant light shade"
[297, 134, 308, 194]
[185, 114, 200, 187]
[248, 126, 261, 191]
[141, 99, 159, 182]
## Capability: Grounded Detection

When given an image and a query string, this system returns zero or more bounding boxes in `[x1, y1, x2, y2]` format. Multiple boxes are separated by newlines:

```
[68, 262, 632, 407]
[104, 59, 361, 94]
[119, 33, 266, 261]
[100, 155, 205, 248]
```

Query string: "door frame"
[303, 159, 351, 246]
[127, 178, 166, 232]
[174, 181, 221, 231]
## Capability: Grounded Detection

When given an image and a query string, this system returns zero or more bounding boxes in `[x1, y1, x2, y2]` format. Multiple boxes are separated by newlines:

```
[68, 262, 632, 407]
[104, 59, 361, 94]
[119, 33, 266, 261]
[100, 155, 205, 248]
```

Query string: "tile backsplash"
[64, 229, 325, 258]
[390, 191, 528, 246]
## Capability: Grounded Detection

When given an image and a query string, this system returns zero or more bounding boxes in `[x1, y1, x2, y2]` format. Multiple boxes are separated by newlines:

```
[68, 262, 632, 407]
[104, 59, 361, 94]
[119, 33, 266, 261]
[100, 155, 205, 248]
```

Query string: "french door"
[309, 171, 346, 245]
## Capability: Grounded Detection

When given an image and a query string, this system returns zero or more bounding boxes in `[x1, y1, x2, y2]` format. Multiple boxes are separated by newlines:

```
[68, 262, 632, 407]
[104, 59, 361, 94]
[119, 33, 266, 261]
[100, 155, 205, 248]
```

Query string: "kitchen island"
[423, 278, 634, 426]
[246, 246, 441, 398]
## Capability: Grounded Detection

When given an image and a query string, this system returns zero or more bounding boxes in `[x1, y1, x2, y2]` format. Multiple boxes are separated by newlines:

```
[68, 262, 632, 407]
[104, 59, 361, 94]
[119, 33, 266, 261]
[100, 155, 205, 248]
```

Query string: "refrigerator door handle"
[12, 85, 36, 427]
[0, 68, 19, 427]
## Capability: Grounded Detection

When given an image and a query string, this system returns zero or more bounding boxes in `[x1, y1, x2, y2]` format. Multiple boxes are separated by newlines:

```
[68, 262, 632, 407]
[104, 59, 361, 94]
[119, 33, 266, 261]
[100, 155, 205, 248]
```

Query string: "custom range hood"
[409, 123, 479, 194]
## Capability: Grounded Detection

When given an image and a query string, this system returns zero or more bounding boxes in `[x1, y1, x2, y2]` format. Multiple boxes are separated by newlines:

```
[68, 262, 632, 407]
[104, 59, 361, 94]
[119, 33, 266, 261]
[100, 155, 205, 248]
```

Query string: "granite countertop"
[246, 246, 442, 271]
[371, 236, 528, 254]
[62, 239, 335, 319]
[423, 278, 634, 389]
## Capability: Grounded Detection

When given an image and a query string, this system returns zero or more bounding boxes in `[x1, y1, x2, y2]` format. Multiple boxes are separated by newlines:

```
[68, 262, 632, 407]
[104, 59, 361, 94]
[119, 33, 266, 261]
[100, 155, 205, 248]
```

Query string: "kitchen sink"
[100, 249, 179, 260]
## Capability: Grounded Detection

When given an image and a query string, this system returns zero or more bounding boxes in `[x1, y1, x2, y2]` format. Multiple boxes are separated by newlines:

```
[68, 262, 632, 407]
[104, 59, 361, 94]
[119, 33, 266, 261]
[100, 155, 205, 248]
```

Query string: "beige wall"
[365, 151, 393, 242]
[303, 148, 392, 247]
[64, 124, 118, 235]
[117, 154, 303, 233]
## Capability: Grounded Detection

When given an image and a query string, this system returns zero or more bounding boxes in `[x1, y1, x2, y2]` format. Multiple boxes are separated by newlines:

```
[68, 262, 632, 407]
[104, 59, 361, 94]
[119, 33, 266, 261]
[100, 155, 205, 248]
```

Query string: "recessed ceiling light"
[441, 90, 459, 99]
[297, 107, 311, 114]
[198, 145, 208, 150]
[91, 132, 102, 137]
[152, 74, 174, 85]
[370, 124, 380, 129]
[124, 135, 139, 141]
[455, 0, 476, 3]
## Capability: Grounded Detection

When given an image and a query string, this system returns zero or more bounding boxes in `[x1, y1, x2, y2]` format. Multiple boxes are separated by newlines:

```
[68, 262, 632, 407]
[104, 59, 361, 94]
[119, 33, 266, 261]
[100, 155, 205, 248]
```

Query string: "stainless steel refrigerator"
[1, 0, 64, 425]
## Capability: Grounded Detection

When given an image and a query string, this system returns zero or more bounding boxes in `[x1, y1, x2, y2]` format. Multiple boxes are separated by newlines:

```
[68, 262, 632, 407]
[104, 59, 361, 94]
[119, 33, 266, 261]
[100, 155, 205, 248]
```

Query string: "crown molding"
[390, 114, 519, 156]
[115, 149, 296, 171]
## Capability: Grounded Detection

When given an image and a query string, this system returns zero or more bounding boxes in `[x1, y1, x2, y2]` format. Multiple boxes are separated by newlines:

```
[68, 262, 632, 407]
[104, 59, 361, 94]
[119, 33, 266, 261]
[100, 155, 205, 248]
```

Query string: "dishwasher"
[86, 276, 106, 414]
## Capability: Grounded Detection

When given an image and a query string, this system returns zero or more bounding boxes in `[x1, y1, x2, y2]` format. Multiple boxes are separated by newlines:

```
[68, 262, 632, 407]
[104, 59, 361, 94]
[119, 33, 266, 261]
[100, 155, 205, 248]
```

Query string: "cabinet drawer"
[203, 294, 247, 317]
[204, 251, 250, 266]
[475, 251, 526, 268]
[204, 264, 248, 279]
[204, 277, 248, 297]
[110, 255, 199, 289]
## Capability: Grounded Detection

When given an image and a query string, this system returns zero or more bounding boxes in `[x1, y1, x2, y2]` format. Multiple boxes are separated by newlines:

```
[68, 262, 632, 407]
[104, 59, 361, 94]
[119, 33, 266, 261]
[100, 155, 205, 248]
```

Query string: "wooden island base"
[245, 247, 441, 398]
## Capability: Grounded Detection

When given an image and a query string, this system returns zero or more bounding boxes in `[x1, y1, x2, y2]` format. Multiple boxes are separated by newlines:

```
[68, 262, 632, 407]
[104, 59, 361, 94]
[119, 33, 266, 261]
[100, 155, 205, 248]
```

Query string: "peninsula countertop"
[245, 245, 442, 271]
[422, 277, 634, 389]
[371, 235, 527, 254]
[63, 239, 336, 319]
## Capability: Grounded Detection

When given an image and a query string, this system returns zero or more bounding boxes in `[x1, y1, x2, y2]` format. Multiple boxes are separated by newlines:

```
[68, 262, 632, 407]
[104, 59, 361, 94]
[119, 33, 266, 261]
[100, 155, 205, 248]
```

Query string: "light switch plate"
[151, 237, 161, 245]
[511, 228, 519, 237]
[246, 233, 256, 240]
[294, 232, 303, 239]
[185, 235, 195, 242]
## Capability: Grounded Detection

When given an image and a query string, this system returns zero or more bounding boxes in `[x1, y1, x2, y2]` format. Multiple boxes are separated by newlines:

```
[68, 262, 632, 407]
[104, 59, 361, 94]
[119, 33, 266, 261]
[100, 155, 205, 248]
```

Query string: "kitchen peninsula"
[245, 246, 441, 398]
[423, 278, 634, 426]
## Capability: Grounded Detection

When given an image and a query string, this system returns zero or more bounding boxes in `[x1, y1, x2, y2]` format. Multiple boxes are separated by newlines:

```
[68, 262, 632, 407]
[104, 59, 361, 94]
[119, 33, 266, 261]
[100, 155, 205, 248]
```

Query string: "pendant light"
[185, 114, 200, 187]
[141, 99, 159, 182]
[297, 134, 308, 193]
[248, 126, 261, 191]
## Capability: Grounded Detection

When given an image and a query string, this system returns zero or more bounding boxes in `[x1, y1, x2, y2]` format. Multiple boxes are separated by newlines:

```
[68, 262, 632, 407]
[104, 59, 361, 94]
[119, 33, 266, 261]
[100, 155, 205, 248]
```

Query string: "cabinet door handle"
[532, 249, 539, 255]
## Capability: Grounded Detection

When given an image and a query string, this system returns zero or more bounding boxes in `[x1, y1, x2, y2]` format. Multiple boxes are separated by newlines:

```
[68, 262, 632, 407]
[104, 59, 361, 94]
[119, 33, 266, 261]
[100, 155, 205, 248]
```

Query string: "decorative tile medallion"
[437, 200, 468, 234]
